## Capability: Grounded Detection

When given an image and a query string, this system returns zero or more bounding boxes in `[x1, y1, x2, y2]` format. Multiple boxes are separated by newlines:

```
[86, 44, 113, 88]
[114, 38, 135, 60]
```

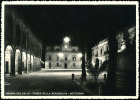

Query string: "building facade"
[4, 6, 42, 76]
[91, 38, 109, 68]
[91, 25, 136, 69]
[45, 37, 82, 69]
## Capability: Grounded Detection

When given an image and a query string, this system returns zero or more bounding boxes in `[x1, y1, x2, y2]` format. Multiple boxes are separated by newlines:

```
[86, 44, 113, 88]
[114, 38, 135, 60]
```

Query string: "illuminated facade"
[91, 26, 136, 69]
[91, 38, 109, 68]
[45, 37, 82, 69]
[4, 7, 42, 76]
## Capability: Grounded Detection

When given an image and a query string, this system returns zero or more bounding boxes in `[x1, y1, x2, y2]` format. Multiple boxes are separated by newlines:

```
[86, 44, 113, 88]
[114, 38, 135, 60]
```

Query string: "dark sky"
[8, 5, 136, 46]
[6, 5, 136, 60]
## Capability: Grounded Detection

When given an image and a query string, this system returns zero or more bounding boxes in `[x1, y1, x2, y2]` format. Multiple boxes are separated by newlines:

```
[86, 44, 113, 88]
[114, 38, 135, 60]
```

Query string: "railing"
[104, 51, 109, 55]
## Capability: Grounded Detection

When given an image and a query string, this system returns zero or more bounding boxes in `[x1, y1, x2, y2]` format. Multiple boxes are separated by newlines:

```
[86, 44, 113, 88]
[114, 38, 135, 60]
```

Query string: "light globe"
[64, 37, 70, 43]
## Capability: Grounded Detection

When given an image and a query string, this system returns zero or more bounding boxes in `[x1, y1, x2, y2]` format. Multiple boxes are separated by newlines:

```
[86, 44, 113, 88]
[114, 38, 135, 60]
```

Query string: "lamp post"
[58, 52, 64, 58]
[78, 53, 82, 58]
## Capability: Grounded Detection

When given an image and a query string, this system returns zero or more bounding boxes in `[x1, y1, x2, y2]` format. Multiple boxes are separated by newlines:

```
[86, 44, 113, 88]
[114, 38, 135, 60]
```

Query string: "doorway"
[49, 63, 51, 69]
[64, 63, 67, 68]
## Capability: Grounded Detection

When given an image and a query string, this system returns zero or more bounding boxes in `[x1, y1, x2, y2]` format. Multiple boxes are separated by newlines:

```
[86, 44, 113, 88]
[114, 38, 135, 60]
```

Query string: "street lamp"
[58, 52, 64, 58]
[78, 53, 82, 58]
[64, 45, 68, 48]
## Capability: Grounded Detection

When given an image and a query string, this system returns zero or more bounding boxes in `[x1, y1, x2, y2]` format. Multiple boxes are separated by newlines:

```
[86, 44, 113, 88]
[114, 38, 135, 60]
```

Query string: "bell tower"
[62, 36, 71, 51]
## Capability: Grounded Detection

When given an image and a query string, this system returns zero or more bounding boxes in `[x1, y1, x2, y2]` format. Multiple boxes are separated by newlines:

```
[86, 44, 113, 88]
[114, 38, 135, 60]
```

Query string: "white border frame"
[1, 1, 139, 99]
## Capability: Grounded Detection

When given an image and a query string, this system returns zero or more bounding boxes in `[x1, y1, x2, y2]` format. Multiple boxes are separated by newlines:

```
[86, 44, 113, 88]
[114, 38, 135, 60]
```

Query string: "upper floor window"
[100, 49, 102, 55]
[57, 56, 59, 61]
[72, 57, 76, 61]
[65, 57, 67, 61]
[95, 51, 98, 56]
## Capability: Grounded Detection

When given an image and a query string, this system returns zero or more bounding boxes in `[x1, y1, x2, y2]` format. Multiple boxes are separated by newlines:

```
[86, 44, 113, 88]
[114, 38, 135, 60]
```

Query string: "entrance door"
[64, 63, 67, 68]
[5, 61, 9, 74]
[49, 63, 51, 69]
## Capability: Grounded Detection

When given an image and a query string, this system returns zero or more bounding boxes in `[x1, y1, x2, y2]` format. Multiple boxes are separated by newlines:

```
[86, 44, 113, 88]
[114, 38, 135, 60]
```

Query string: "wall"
[91, 38, 109, 68]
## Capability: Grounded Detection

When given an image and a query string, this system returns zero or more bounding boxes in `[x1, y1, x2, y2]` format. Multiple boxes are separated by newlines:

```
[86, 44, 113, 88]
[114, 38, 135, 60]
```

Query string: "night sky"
[6, 5, 136, 60]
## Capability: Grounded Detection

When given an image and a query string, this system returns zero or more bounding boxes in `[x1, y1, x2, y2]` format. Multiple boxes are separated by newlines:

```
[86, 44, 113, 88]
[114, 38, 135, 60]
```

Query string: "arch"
[27, 53, 30, 73]
[15, 49, 21, 74]
[5, 45, 14, 74]
[22, 52, 26, 73]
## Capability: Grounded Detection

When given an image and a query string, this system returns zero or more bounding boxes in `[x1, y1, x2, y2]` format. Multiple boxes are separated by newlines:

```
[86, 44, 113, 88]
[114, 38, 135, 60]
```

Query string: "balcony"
[104, 51, 109, 55]
[95, 54, 98, 57]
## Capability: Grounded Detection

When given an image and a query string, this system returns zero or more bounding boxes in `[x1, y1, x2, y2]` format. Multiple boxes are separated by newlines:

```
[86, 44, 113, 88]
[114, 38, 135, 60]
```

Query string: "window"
[73, 63, 75, 67]
[49, 56, 51, 60]
[57, 63, 59, 67]
[72, 57, 76, 61]
[95, 51, 98, 56]
[101, 49, 102, 55]
[104, 46, 108, 54]
[49, 63, 51, 69]
[65, 57, 67, 61]
[57, 56, 59, 61]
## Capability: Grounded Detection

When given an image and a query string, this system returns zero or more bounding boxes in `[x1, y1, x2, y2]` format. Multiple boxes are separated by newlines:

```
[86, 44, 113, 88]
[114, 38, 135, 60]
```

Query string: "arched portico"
[5, 45, 14, 75]
[15, 49, 22, 74]
[27, 53, 30, 73]
[22, 52, 26, 73]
